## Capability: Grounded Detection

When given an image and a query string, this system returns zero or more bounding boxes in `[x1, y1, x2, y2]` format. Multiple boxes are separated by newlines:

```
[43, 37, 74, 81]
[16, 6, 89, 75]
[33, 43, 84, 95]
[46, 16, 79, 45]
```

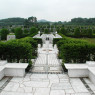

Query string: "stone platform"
[0, 73, 95, 95]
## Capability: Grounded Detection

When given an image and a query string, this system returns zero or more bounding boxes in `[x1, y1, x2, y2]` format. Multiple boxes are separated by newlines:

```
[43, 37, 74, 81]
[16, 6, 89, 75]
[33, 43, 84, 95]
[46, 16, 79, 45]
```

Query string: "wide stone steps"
[31, 65, 63, 73]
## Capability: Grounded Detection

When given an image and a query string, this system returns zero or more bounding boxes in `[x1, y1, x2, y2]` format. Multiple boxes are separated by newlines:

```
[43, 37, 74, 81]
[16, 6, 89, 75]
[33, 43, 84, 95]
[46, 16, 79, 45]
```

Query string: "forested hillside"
[64, 18, 95, 25]
[0, 18, 26, 26]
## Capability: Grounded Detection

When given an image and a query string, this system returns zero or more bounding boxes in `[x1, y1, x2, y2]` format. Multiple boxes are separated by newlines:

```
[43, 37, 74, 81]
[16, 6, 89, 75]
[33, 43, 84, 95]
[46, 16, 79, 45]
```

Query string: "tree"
[15, 28, 23, 39]
[45, 28, 49, 34]
[30, 27, 37, 35]
[74, 28, 81, 38]
[87, 29, 93, 38]
[23, 29, 29, 37]
[60, 27, 66, 35]
[1, 28, 9, 40]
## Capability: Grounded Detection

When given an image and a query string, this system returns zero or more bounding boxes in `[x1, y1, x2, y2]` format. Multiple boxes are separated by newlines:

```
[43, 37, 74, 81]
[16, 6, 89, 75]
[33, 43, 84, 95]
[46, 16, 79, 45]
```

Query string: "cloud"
[0, 0, 95, 21]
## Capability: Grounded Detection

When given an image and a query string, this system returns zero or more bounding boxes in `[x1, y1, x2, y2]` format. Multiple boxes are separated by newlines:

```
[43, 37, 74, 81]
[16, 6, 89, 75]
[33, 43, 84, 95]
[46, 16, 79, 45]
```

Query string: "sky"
[0, 0, 95, 22]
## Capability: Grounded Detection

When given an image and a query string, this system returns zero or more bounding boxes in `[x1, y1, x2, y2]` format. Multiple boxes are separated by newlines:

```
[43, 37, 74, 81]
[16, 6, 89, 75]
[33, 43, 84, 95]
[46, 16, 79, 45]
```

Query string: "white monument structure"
[7, 33, 16, 41]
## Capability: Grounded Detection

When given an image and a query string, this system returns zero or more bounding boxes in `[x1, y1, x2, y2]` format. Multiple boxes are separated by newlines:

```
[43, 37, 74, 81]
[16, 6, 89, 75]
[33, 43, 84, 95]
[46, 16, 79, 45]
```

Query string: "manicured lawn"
[68, 37, 95, 44]
[78, 38, 95, 44]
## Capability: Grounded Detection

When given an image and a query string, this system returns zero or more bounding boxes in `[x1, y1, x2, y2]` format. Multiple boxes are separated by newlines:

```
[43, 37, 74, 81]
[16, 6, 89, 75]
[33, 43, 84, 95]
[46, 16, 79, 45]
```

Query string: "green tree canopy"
[15, 27, 23, 39]
[1, 28, 9, 40]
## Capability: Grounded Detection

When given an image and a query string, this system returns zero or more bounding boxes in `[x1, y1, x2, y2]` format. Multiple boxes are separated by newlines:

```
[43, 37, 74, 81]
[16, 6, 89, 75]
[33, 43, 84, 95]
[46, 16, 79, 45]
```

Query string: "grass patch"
[76, 38, 95, 44]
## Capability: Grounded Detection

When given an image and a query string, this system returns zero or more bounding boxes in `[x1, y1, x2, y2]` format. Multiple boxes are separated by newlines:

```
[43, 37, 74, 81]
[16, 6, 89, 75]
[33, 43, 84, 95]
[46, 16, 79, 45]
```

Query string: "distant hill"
[38, 19, 50, 22]
[0, 17, 26, 26]
[64, 17, 95, 25]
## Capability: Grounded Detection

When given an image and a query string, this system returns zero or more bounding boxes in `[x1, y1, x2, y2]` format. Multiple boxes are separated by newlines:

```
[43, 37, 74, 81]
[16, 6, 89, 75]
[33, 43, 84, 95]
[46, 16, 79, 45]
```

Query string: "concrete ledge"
[0, 61, 7, 66]
[0, 67, 5, 80]
[68, 69, 88, 77]
[5, 63, 28, 69]
[65, 64, 88, 77]
[5, 68, 25, 77]
[5, 63, 28, 77]
[89, 67, 95, 85]
[65, 62, 95, 85]
[0, 63, 28, 80]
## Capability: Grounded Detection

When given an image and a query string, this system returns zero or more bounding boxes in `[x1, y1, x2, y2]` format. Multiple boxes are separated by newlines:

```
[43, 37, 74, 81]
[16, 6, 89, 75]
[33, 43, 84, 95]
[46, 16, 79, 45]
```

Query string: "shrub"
[33, 38, 42, 46]
[0, 37, 38, 62]
[56, 33, 95, 63]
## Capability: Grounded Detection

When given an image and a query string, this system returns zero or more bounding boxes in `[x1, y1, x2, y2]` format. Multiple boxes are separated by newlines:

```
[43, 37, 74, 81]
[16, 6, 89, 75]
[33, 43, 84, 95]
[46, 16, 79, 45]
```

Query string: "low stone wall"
[5, 68, 25, 77]
[68, 69, 88, 77]
[65, 61, 95, 85]
[0, 62, 28, 80]
[89, 68, 95, 85]
[0, 67, 4, 80]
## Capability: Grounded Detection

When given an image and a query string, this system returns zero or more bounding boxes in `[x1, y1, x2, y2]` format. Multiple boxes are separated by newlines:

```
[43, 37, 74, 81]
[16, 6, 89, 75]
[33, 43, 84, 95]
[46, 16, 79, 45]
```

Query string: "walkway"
[32, 34, 62, 73]
[0, 74, 95, 95]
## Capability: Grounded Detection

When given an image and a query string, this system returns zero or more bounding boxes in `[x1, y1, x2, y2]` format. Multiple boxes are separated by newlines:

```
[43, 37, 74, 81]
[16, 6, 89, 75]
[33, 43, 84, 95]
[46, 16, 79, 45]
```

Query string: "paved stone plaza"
[0, 74, 95, 95]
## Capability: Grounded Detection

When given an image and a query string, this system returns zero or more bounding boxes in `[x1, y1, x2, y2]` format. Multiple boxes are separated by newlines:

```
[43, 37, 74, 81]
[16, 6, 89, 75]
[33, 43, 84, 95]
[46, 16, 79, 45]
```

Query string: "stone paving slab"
[70, 78, 89, 93]
[74, 93, 91, 95]
[0, 77, 9, 88]
[50, 90, 65, 95]
[51, 82, 72, 90]
[23, 80, 49, 88]
[3, 82, 19, 92]
[34, 88, 50, 95]
[65, 89, 75, 94]
[83, 78, 95, 93]
[1, 74, 95, 95]
[1, 91, 33, 95]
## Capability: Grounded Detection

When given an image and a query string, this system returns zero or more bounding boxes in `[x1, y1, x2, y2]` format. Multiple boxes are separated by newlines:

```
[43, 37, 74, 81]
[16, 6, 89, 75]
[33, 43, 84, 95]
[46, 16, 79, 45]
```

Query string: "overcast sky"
[0, 0, 95, 21]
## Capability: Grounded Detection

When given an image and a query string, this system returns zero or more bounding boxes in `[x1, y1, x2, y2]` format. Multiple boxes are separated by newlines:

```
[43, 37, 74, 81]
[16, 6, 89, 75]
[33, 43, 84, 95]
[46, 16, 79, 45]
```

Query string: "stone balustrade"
[65, 61, 95, 85]
[0, 61, 28, 80]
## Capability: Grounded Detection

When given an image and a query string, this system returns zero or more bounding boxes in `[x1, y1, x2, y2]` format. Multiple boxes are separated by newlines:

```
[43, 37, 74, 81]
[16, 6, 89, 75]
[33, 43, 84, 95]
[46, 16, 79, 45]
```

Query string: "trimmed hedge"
[60, 43, 95, 63]
[33, 38, 42, 46]
[53, 38, 62, 45]
[0, 37, 38, 63]
[56, 33, 95, 63]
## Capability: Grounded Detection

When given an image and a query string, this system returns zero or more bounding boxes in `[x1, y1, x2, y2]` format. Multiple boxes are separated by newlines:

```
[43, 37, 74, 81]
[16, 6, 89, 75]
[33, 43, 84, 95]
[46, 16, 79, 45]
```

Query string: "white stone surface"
[34, 88, 50, 95]
[32, 34, 62, 73]
[65, 63, 95, 85]
[5, 68, 25, 77]
[4, 63, 28, 77]
[1, 73, 95, 95]
[70, 78, 89, 93]
[0, 67, 4, 80]
[0, 61, 7, 66]
[7, 34, 16, 41]
[86, 61, 95, 66]
[0, 62, 28, 80]
[65, 64, 88, 69]
[50, 90, 65, 95]
[1, 91, 33, 95]
[89, 67, 95, 85]
[0, 77, 9, 87]
[68, 69, 88, 77]
[5, 63, 28, 69]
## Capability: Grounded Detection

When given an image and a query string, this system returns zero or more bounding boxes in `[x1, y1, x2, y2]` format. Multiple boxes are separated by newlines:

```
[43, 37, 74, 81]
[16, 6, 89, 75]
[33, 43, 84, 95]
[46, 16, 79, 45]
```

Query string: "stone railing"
[0, 60, 28, 80]
[65, 61, 95, 85]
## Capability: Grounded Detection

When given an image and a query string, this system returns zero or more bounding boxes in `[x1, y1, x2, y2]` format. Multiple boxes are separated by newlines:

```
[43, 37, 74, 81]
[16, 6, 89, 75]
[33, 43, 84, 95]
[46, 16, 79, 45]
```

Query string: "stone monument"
[7, 33, 16, 41]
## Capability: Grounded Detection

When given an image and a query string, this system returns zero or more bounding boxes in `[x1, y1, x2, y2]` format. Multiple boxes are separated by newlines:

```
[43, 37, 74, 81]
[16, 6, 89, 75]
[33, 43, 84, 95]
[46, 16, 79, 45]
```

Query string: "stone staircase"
[31, 51, 63, 73]
[31, 34, 63, 74]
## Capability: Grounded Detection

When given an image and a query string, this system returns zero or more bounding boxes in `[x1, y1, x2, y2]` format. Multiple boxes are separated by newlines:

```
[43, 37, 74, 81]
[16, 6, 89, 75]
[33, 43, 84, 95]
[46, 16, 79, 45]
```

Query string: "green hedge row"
[33, 38, 42, 46]
[56, 33, 95, 63]
[0, 37, 38, 63]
